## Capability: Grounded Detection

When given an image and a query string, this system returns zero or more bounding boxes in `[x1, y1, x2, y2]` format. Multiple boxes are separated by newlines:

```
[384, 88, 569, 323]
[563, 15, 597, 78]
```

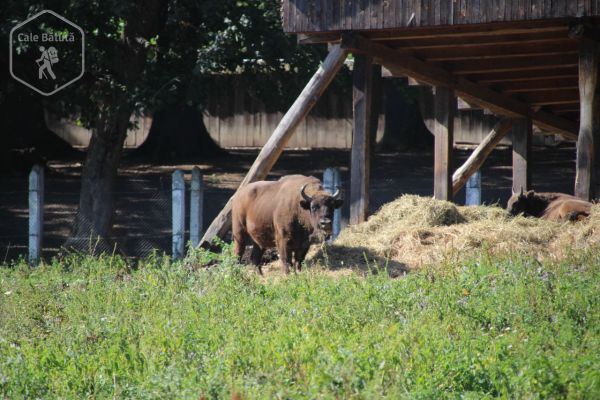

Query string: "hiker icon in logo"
[36, 46, 58, 80]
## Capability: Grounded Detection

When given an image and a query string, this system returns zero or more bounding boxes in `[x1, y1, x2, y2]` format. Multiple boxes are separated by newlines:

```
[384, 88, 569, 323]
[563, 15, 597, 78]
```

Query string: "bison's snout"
[319, 218, 332, 232]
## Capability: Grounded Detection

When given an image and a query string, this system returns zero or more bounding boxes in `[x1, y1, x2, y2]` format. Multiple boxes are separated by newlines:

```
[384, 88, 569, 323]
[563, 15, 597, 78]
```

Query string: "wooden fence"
[202, 75, 384, 148]
[46, 76, 523, 150]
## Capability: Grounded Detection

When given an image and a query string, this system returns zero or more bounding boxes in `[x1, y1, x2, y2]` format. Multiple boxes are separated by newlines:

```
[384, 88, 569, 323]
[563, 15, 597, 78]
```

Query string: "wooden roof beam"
[446, 54, 579, 75]
[394, 34, 573, 49]
[416, 41, 577, 62]
[548, 104, 581, 113]
[499, 78, 579, 93]
[340, 34, 578, 140]
[474, 68, 578, 84]
[521, 91, 579, 106]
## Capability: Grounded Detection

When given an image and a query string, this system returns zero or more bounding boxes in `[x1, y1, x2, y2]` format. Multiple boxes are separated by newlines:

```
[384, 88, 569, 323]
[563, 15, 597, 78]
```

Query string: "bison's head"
[507, 188, 535, 216]
[300, 184, 343, 238]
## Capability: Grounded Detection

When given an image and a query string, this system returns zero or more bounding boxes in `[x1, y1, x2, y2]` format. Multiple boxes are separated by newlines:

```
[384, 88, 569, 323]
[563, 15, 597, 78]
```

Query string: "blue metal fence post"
[172, 170, 185, 260]
[190, 167, 204, 248]
[465, 170, 481, 206]
[28, 165, 44, 264]
[323, 167, 342, 240]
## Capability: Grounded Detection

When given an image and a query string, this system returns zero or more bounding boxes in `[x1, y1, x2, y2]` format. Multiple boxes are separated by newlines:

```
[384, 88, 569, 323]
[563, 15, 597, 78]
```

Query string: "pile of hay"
[308, 195, 600, 271]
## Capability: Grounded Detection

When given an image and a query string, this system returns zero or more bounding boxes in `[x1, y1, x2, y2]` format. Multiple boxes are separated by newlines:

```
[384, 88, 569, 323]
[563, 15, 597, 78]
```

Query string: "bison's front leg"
[275, 229, 294, 274]
[293, 244, 310, 272]
[275, 241, 293, 274]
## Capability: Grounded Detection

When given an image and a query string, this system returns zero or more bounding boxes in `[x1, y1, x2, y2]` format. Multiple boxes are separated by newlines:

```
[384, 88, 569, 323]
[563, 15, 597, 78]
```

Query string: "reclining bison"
[232, 175, 342, 274]
[506, 190, 592, 222]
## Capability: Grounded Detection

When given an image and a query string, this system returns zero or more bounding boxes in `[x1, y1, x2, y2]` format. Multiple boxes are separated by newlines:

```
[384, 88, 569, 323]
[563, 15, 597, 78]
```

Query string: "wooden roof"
[282, 1, 600, 138]
[282, 1, 600, 33]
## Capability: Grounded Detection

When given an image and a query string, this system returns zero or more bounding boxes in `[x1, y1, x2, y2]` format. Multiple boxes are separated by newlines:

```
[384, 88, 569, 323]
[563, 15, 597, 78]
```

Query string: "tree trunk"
[378, 82, 433, 151]
[134, 106, 225, 162]
[65, 0, 166, 252]
[66, 105, 132, 252]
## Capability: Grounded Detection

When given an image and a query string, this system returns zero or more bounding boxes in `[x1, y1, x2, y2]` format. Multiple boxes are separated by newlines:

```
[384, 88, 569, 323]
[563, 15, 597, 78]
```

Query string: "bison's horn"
[300, 184, 312, 202]
[332, 188, 340, 199]
[520, 186, 524, 197]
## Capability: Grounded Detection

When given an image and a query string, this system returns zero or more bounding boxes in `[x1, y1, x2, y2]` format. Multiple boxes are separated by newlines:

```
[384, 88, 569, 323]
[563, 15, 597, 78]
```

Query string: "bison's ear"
[334, 199, 343, 209]
[300, 199, 311, 210]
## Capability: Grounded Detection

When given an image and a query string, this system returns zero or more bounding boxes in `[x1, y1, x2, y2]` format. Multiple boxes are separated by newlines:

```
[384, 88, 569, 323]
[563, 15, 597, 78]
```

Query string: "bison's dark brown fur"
[506, 190, 592, 222]
[232, 175, 342, 274]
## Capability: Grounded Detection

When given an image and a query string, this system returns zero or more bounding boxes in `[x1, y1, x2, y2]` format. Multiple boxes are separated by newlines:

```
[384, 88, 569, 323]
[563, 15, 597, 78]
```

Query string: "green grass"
[1, 247, 600, 399]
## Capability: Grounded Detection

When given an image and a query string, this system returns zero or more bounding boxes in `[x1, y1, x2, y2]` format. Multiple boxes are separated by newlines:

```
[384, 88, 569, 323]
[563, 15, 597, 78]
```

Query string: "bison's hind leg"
[250, 243, 265, 275]
[233, 231, 250, 264]
[567, 211, 590, 222]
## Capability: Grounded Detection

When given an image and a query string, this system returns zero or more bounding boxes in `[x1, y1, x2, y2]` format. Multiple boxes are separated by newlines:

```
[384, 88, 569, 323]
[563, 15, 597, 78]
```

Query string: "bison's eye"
[311, 204, 319, 211]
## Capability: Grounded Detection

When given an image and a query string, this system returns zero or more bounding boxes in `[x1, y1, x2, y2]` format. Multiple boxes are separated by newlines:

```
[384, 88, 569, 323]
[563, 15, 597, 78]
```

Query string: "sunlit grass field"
[1, 246, 600, 398]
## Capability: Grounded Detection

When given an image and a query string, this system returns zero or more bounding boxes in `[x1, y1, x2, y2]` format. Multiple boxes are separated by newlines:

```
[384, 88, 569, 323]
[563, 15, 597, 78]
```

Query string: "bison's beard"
[309, 230, 330, 244]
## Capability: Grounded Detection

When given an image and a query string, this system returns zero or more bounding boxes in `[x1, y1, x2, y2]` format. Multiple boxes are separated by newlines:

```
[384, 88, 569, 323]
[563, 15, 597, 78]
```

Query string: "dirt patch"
[307, 195, 600, 271]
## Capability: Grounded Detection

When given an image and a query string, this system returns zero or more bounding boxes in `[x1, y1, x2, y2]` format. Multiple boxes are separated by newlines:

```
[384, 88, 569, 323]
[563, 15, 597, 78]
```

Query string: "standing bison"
[507, 190, 592, 222]
[232, 175, 342, 274]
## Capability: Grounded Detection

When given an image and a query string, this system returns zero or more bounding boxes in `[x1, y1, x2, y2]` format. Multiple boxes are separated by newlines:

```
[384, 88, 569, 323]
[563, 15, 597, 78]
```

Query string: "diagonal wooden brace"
[199, 45, 348, 248]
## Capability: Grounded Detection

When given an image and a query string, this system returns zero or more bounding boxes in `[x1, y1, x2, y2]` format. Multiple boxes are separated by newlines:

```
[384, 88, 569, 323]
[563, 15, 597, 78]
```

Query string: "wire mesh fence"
[0, 168, 237, 262]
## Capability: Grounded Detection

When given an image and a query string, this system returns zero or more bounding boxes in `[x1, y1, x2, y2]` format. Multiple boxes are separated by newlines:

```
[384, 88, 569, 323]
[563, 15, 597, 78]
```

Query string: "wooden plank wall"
[413, 86, 507, 145]
[282, 0, 600, 33]
[203, 75, 360, 149]
[48, 77, 519, 150]
[203, 82, 506, 148]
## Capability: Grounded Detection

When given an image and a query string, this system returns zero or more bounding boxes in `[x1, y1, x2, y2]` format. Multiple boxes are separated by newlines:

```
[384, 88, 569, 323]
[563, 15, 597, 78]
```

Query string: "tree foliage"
[1, 0, 331, 129]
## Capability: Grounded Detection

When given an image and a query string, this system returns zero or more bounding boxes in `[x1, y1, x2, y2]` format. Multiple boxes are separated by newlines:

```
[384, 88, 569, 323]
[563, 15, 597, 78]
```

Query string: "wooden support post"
[433, 86, 456, 201]
[199, 45, 347, 247]
[452, 118, 513, 195]
[172, 170, 185, 260]
[512, 118, 532, 194]
[350, 55, 373, 224]
[323, 167, 342, 240]
[190, 167, 204, 248]
[575, 40, 599, 200]
[28, 165, 44, 265]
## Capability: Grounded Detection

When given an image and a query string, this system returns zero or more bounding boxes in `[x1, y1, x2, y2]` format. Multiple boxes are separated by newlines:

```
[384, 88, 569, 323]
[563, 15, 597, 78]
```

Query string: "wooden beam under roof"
[393, 32, 574, 49]
[340, 33, 578, 140]
[517, 90, 580, 106]
[473, 67, 578, 83]
[547, 104, 581, 114]
[445, 53, 579, 75]
[499, 78, 579, 93]
[414, 40, 577, 62]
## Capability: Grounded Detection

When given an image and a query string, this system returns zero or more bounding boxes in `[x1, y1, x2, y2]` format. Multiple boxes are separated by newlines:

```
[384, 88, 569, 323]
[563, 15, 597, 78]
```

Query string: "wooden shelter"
[200, 1, 600, 247]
